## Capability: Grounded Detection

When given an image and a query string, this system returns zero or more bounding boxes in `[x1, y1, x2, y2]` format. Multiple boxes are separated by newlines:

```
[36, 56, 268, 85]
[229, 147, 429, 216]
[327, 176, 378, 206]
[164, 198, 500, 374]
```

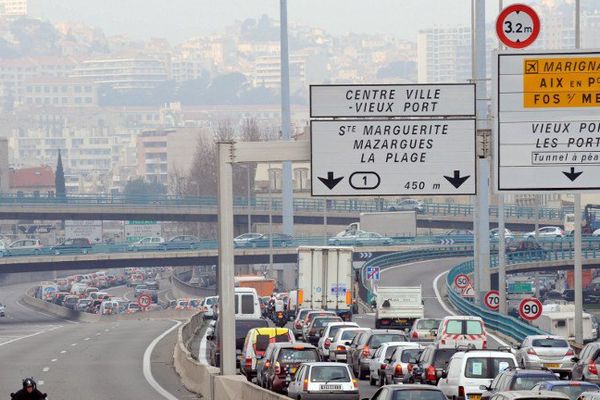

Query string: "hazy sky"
[28, 0, 518, 43]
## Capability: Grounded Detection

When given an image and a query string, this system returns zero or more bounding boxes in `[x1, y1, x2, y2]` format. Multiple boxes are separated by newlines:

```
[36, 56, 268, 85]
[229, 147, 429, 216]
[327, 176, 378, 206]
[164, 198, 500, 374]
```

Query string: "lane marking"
[42, 367, 49, 372]
[433, 271, 508, 347]
[51, 359, 57, 362]
[60, 350, 67, 354]
[71, 343, 77, 346]
[105, 329, 110, 332]
[142, 320, 182, 400]
[84, 337, 90, 341]
[38, 381, 44, 386]
[96, 332, 101, 336]
[0, 325, 62, 347]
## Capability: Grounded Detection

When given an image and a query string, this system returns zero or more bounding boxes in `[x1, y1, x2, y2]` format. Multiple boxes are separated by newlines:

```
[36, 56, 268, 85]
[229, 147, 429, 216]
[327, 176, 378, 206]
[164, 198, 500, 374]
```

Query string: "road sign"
[310, 84, 475, 118]
[496, 4, 540, 49]
[461, 285, 475, 298]
[454, 274, 470, 289]
[138, 294, 152, 309]
[311, 119, 476, 196]
[358, 252, 373, 260]
[366, 266, 381, 281]
[519, 297, 543, 321]
[495, 50, 600, 192]
[508, 282, 533, 294]
[484, 290, 500, 311]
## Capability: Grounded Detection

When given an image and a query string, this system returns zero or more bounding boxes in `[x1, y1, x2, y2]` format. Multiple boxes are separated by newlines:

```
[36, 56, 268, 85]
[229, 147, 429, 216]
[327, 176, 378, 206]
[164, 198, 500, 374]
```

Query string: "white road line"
[60, 350, 67, 354]
[0, 325, 62, 347]
[198, 328, 209, 364]
[51, 359, 57, 362]
[84, 337, 90, 341]
[42, 367, 49, 372]
[142, 320, 181, 400]
[37, 381, 44, 386]
[104, 328, 110, 332]
[71, 343, 77, 346]
[96, 332, 101, 336]
[433, 271, 508, 347]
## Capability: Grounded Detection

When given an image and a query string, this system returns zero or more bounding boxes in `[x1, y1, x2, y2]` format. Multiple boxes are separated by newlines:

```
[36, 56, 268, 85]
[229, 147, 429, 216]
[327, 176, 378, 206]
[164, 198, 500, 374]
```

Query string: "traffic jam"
[199, 246, 600, 400]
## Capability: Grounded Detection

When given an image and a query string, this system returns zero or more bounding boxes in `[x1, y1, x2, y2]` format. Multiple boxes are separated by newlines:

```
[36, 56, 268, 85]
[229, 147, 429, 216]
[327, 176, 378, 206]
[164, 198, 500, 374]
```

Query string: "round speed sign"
[484, 290, 500, 311]
[519, 297, 542, 321]
[454, 274, 470, 289]
[138, 294, 152, 309]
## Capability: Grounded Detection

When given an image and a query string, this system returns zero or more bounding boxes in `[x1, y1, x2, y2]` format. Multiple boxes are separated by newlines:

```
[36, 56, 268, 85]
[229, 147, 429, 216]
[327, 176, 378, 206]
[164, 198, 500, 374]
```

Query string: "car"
[163, 235, 200, 250]
[262, 342, 321, 393]
[128, 237, 166, 251]
[405, 345, 460, 385]
[51, 238, 92, 254]
[292, 309, 314, 339]
[368, 342, 415, 387]
[317, 322, 359, 360]
[383, 345, 424, 385]
[515, 335, 575, 377]
[246, 233, 294, 248]
[52, 291, 72, 306]
[200, 296, 218, 319]
[144, 280, 159, 290]
[287, 362, 359, 400]
[240, 327, 295, 381]
[0, 240, 8, 257]
[75, 298, 92, 312]
[507, 240, 548, 262]
[347, 329, 408, 380]
[328, 231, 392, 246]
[0, 302, 5, 317]
[578, 392, 600, 400]
[207, 318, 269, 368]
[256, 342, 278, 388]
[571, 342, 600, 383]
[408, 318, 441, 342]
[526, 226, 565, 239]
[437, 350, 517, 400]
[531, 381, 600, 400]
[126, 303, 141, 314]
[367, 384, 447, 400]
[305, 315, 344, 346]
[8, 239, 44, 256]
[234, 233, 264, 247]
[480, 368, 559, 400]
[302, 311, 337, 339]
[490, 228, 515, 242]
[388, 199, 425, 213]
[127, 273, 144, 287]
[434, 316, 487, 349]
[329, 327, 370, 363]
[134, 284, 149, 297]
[490, 390, 570, 400]
[62, 295, 80, 310]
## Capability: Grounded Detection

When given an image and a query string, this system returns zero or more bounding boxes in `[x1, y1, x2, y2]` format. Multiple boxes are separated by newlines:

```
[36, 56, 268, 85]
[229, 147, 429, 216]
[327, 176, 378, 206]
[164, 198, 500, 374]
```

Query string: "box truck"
[374, 286, 424, 330]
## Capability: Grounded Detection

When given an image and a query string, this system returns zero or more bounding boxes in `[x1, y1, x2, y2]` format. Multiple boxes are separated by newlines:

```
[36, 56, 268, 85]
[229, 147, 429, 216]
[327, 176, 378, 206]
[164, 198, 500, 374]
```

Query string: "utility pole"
[280, 0, 294, 236]
[574, 0, 583, 345]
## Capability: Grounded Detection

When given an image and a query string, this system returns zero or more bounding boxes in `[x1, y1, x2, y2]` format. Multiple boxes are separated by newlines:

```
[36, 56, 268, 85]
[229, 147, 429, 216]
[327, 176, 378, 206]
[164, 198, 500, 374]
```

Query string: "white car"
[233, 233, 263, 247]
[317, 322, 359, 359]
[127, 236, 165, 251]
[526, 226, 565, 239]
[434, 315, 487, 349]
[329, 327, 370, 362]
[369, 342, 417, 387]
[0, 302, 5, 317]
[200, 296, 218, 319]
[287, 362, 359, 400]
[8, 239, 44, 255]
[437, 350, 517, 400]
[515, 335, 575, 377]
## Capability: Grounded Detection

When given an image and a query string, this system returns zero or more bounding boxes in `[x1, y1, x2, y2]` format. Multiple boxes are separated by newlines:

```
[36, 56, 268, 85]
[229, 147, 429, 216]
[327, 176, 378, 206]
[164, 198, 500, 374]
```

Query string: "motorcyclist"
[10, 378, 47, 400]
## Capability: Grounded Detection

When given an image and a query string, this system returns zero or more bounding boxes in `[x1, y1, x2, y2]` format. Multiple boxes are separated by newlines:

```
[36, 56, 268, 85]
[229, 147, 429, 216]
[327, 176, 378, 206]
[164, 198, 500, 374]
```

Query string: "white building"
[70, 58, 168, 90]
[0, 0, 27, 17]
[417, 26, 472, 84]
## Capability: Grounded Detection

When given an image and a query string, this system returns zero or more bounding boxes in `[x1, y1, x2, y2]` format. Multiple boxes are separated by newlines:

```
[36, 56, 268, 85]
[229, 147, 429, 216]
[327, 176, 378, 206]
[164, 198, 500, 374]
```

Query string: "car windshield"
[464, 358, 515, 378]
[513, 376, 554, 390]
[309, 366, 350, 382]
[206, 298, 217, 305]
[278, 348, 319, 363]
[391, 390, 446, 400]
[401, 349, 423, 363]
[532, 338, 569, 348]
[553, 385, 596, 400]
[371, 334, 406, 348]
[417, 320, 440, 330]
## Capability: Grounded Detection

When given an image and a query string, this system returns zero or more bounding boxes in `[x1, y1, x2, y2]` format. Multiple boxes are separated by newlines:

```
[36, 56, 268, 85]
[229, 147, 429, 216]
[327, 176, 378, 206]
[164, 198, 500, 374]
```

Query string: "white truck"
[342, 211, 417, 238]
[297, 246, 354, 320]
[374, 286, 424, 330]
[531, 303, 596, 342]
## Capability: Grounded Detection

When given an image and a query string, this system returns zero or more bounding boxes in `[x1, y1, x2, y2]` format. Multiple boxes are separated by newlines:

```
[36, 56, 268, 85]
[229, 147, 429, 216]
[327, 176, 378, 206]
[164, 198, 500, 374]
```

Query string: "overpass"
[0, 193, 568, 230]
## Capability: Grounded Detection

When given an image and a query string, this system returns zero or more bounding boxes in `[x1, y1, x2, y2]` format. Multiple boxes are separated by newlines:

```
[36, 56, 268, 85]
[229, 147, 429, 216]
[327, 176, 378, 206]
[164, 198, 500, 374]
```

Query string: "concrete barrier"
[171, 270, 216, 298]
[173, 314, 289, 400]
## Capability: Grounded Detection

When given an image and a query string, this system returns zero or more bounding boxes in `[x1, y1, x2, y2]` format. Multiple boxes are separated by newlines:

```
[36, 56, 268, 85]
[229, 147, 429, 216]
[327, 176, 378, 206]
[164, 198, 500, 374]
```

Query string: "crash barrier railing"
[0, 192, 571, 220]
[446, 260, 548, 342]
[171, 269, 216, 298]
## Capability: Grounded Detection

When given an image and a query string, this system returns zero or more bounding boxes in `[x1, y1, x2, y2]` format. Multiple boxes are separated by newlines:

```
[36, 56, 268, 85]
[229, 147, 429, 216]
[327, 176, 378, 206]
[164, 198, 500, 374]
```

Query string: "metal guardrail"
[0, 192, 573, 220]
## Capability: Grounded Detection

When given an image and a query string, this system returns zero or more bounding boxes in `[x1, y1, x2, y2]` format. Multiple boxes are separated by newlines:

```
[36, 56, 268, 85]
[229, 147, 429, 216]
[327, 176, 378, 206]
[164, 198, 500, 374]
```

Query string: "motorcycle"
[273, 311, 287, 327]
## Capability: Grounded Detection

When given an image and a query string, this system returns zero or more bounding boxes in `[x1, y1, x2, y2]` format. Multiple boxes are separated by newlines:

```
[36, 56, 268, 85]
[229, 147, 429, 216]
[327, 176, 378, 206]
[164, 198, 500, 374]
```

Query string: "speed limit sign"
[138, 294, 152, 309]
[484, 290, 500, 311]
[519, 297, 542, 321]
[454, 274, 470, 289]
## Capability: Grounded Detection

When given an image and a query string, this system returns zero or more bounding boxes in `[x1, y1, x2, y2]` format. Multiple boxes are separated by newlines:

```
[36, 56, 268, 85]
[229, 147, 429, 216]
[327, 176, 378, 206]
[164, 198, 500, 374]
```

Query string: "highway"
[0, 280, 195, 400]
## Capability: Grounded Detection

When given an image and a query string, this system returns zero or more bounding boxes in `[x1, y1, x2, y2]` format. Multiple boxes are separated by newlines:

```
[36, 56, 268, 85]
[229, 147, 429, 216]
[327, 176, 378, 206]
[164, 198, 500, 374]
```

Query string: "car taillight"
[566, 349, 575, 356]
[589, 360, 598, 375]
[426, 365, 436, 382]
[352, 378, 358, 389]
[458, 386, 465, 398]
[380, 363, 387, 370]
[303, 378, 309, 391]
[275, 361, 281, 375]
[324, 339, 331, 349]
[362, 346, 370, 357]
[441, 339, 446, 345]
[394, 364, 403, 376]
[245, 357, 252, 368]
[527, 348, 537, 355]
[336, 345, 346, 352]
[277, 312, 283, 318]
[264, 360, 271, 369]
[381, 320, 390, 325]
[482, 340, 487, 349]
[412, 331, 419, 339]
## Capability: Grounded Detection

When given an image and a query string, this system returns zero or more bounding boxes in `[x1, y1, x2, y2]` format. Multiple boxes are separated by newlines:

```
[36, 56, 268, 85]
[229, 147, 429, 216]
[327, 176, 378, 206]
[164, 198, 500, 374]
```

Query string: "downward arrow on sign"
[318, 172, 344, 190]
[444, 170, 471, 189]
[563, 167, 583, 182]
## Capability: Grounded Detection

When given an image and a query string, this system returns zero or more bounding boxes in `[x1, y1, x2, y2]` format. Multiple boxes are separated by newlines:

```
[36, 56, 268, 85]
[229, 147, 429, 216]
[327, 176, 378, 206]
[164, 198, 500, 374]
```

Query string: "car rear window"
[464, 358, 515, 378]
[432, 349, 458, 367]
[513, 376, 554, 390]
[385, 346, 400, 359]
[466, 321, 483, 335]
[417, 320, 440, 330]
[313, 318, 341, 328]
[445, 320, 462, 334]
[340, 330, 361, 341]
[391, 390, 447, 400]
[553, 385, 597, 399]
[370, 334, 406, 348]
[235, 294, 255, 314]
[235, 320, 269, 338]
[328, 325, 345, 338]
[278, 348, 319, 363]
[401, 349, 423, 363]
[532, 338, 569, 348]
[309, 366, 350, 382]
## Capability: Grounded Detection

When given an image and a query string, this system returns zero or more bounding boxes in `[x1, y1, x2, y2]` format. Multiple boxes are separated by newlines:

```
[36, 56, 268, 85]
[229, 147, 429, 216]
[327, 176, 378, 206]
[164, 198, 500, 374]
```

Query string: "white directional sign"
[496, 50, 600, 192]
[310, 84, 475, 118]
[311, 119, 476, 196]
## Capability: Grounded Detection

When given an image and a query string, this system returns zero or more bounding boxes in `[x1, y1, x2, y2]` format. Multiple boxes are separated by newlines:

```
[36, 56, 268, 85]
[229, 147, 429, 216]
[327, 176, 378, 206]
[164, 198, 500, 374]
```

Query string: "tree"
[55, 150, 66, 199]
[124, 177, 166, 199]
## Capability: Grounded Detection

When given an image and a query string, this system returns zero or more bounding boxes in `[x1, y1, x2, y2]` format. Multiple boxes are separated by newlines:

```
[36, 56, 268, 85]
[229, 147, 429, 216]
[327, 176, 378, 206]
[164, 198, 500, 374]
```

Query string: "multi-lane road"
[0, 280, 196, 400]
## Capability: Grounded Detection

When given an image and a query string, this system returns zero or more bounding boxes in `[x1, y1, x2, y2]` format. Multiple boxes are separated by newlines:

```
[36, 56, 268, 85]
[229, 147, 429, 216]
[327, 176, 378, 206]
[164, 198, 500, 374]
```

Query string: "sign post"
[518, 297, 543, 321]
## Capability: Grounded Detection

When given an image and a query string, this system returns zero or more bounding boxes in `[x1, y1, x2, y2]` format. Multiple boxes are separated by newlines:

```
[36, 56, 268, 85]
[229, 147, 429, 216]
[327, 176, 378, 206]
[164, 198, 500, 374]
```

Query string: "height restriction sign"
[496, 4, 540, 49]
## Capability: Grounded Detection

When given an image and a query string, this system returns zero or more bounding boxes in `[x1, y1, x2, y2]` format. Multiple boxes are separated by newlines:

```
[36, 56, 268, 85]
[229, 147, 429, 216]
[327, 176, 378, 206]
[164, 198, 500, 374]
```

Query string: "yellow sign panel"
[523, 57, 600, 108]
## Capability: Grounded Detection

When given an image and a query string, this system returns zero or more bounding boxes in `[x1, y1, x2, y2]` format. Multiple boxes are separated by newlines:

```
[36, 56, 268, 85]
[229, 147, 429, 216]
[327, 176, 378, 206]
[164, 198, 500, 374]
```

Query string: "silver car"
[384, 346, 424, 385]
[516, 335, 575, 377]
[286, 362, 359, 400]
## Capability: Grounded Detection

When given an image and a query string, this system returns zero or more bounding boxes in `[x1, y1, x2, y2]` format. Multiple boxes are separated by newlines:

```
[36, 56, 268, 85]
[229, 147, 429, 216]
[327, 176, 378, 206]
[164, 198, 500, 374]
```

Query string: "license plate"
[469, 395, 481, 400]
[320, 384, 342, 390]
[544, 363, 560, 368]
[395, 319, 407, 324]
[291, 367, 297, 374]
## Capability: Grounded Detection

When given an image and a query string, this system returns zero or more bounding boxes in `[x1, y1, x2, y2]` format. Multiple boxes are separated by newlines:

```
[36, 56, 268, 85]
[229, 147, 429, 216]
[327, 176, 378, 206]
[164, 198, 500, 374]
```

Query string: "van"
[435, 316, 487, 349]
[234, 287, 261, 320]
[240, 327, 295, 381]
[70, 283, 88, 297]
